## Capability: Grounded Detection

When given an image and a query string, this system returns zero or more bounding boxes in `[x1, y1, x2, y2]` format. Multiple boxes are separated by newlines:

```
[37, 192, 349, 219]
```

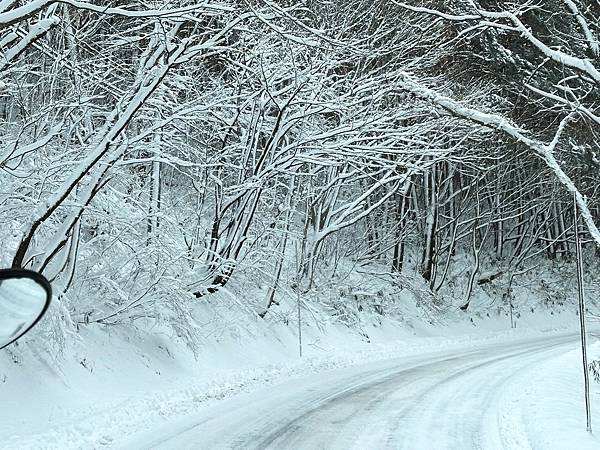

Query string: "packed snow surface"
[114, 333, 600, 450]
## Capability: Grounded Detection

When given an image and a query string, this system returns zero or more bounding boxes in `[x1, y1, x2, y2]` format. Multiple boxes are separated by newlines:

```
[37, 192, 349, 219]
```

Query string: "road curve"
[118, 334, 576, 450]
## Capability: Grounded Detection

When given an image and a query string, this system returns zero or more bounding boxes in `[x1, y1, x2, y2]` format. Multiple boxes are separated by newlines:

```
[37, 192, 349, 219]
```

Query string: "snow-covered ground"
[500, 340, 600, 449]
[1, 309, 599, 449]
[113, 333, 595, 450]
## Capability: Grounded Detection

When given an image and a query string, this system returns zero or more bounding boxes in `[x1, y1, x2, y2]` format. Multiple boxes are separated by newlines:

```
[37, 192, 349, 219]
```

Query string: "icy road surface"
[118, 333, 584, 449]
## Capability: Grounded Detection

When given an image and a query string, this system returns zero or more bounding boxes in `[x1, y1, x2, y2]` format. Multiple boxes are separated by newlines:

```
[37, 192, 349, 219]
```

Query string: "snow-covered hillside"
[3, 0, 600, 448]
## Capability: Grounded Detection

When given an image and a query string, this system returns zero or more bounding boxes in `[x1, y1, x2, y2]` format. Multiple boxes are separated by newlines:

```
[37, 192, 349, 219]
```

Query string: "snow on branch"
[398, 73, 600, 248]
[564, 0, 600, 56]
[394, 1, 600, 83]
[0, 0, 231, 27]
[0, 16, 60, 72]
[524, 83, 600, 127]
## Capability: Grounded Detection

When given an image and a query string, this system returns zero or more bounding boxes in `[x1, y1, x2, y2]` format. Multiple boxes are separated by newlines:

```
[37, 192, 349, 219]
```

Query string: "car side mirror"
[0, 269, 52, 350]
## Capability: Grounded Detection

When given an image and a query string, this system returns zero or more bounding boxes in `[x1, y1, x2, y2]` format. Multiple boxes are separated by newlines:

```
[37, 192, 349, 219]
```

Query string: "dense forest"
[2, 0, 600, 350]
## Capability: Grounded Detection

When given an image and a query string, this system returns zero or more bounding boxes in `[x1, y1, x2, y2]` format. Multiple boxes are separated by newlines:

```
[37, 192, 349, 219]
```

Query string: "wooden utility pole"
[574, 192, 592, 433]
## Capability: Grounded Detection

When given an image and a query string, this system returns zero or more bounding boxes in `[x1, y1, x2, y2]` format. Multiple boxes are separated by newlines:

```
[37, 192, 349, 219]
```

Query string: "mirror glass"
[0, 276, 49, 349]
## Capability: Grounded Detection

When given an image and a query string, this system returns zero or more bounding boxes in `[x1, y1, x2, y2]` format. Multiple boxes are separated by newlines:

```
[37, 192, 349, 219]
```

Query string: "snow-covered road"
[118, 333, 582, 449]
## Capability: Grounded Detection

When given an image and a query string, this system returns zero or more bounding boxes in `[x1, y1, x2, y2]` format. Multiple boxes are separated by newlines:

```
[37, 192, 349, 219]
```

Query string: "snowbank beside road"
[499, 340, 600, 450]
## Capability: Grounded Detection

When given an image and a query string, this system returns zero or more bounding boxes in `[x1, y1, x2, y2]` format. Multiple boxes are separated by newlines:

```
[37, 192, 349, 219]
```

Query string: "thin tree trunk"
[421, 166, 437, 282]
